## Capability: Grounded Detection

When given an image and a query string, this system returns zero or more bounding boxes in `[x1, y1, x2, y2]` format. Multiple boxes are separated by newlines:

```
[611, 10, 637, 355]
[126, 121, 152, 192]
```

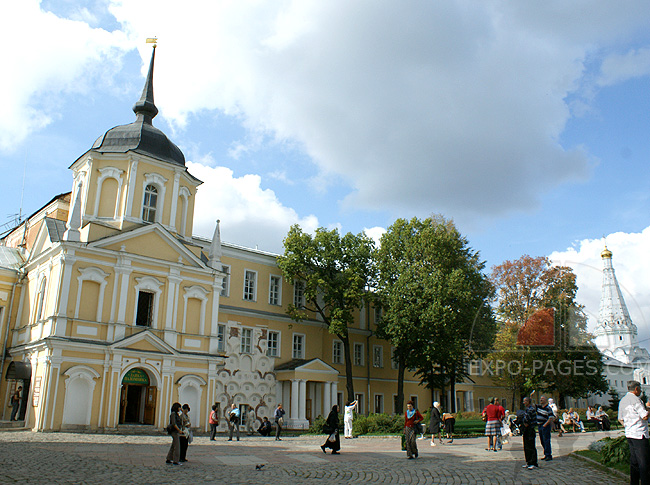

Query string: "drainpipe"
[1, 268, 25, 385]
[366, 296, 371, 415]
[1, 267, 26, 419]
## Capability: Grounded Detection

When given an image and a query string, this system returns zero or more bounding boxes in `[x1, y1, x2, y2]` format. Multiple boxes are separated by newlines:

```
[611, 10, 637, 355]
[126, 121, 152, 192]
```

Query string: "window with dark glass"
[136, 291, 154, 326]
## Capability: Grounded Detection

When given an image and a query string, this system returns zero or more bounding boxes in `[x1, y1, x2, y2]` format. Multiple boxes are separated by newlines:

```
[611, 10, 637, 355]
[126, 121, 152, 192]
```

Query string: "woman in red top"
[483, 397, 505, 452]
[404, 401, 424, 459]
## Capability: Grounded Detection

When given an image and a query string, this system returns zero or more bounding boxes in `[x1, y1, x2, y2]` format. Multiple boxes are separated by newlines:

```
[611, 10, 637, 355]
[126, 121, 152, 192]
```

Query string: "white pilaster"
[298, 379, 307, 422]
[290, 379, 299, 423]
[323, 381, 331, 417]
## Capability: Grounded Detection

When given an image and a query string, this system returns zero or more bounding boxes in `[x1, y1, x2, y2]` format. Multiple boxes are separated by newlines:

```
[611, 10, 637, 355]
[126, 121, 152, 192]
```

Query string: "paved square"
[0, 430, 625, 484]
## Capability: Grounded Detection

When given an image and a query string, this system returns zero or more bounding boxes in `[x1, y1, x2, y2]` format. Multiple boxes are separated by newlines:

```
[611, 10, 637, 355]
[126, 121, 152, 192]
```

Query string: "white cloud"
[364, 226, 386, 247]
[187, 160, 319, 253]
[550, 226, 650, 348]
[108, 0, 650, 225]
[0, 0, 129, 152]
[598, 47, 650, 86]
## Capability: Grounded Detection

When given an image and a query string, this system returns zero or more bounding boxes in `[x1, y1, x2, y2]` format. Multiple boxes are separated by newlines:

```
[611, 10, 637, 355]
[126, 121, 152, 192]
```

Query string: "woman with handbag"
[179, 404, 192, 462]
[404, 401, 424, 459]
[321, 405, 341, 454]
[165, 402, 183, 466]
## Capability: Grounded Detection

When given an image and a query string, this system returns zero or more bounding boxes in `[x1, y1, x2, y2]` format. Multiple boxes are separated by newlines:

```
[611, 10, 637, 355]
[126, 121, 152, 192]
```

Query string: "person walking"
[321, 405, 341, 454]
[165, 402, 183, 466]
[519, 397, 538, 470]
[273, 403, 285, 441]
[619, 380, 650, 485]
[228, 403, 240, 441]
[442, 412, 455, 443]
[209, 404, 219, 441]
[10, 386, 22, 421]
[403, 401, 424, 459]
[179, 404, 192, 462]
[482, 397, 504, 452]
[429, 401, 443, 446]
[343, 400, 358, 439]
[537, 395, 555, 461]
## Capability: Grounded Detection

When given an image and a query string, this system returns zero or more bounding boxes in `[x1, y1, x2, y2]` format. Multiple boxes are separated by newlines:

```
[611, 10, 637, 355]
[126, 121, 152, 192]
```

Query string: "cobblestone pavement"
[0, 429, 625, 484]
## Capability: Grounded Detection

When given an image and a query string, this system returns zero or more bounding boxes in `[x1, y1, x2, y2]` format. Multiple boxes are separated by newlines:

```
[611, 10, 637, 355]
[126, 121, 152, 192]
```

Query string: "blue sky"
[2, 0, 650, 340]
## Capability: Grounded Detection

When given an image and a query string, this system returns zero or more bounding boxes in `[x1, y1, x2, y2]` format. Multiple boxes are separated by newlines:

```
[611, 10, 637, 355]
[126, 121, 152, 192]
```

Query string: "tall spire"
[208, 220, 222, 269]
[594, 246, 649, 363]
[597, 247, 633, 329]
[133, 44, 159, 124]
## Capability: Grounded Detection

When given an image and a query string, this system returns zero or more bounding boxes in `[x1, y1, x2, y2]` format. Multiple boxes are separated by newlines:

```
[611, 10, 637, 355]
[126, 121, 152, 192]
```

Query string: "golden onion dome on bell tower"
[601, 246, 613, 259]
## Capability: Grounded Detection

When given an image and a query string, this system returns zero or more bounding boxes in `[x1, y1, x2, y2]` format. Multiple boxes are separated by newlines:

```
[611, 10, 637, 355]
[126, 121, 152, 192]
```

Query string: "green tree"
[277, 225, 376, 401]
[490, 256, 608, 408]
[376, 216, 496, 413]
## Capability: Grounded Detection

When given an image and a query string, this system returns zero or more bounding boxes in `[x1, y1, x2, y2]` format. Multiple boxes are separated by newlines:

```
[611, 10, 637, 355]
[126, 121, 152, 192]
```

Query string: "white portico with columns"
[274, 359, 339, 429]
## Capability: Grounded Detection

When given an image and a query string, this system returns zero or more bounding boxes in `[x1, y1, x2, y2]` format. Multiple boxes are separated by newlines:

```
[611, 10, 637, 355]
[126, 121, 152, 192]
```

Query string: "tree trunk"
[559, 392, 566, 410]
[450, 365, 456, 413]
[340, 334, 355, 402]
[396, 357, 406, 415]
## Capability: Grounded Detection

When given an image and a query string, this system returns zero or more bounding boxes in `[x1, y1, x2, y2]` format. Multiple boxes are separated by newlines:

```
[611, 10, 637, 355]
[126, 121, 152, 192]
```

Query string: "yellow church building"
[0, 47, 506, 433]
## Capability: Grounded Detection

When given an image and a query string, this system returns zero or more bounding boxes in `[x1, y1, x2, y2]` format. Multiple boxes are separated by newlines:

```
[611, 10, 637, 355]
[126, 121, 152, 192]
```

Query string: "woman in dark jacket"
[429, 401, 443, 446]
[166, 402, 183, 465]
[320, 405, 341, 454]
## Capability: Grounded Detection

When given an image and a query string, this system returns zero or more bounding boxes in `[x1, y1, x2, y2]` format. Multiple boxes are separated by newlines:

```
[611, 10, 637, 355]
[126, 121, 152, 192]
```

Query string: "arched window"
[142, 185, 158, 223]
[34, 277, 47, 322]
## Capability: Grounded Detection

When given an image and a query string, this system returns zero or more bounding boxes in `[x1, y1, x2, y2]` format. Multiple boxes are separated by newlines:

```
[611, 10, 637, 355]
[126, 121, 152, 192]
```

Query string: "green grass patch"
[574, 445, 629, 476]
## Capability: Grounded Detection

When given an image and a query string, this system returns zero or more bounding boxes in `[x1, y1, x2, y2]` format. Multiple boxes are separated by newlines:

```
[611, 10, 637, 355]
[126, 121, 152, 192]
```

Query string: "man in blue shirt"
[537, 395, 555, 461]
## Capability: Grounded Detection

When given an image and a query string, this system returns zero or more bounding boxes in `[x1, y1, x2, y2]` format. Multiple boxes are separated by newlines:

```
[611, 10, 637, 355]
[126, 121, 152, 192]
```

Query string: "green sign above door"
[122, 368, 150, 386]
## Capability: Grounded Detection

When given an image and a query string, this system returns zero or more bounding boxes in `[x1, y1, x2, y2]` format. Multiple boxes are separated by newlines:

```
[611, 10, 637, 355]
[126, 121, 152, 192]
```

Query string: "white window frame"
[373, 345, 383, 368]
[243, 269, 257, 302]
[132, 276, 163, 327]
[293, 280, 305, 309]
[140, 173, 167, 224]
[391, 346, 399, 370]
[292, 333, 305, 359]
[355, 393, 365, 415]
[353, 342, 364, 366]
[217, 324, 226, 352]
[267, 330, 280, 357]
[332, 340, 343, 365]
[240, 327, 252, 354]
[74, 267, 109, 322]
[374, 393, 384, 414]
[220, 265, 230, 297]
[33, 276, 48, 323]
[269, 275, 282, 306]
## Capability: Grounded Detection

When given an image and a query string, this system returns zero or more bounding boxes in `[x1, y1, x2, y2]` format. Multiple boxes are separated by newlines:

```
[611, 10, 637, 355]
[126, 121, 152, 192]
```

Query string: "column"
[275, 381, 283, 407]
[290, 379, 299, 423]
[323, 381, 331, 416]
[331, 381, 338, 409]
[298, 380, 307, 423]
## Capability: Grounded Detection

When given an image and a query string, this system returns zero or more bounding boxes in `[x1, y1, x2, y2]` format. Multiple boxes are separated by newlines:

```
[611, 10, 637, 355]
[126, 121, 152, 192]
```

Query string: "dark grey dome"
[91, 119, 185, 166]
[90, 45, 185, 167]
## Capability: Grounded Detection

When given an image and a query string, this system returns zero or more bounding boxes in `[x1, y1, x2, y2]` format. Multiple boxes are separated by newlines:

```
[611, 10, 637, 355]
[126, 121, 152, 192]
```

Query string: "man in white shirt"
[619, 380, 650, 484]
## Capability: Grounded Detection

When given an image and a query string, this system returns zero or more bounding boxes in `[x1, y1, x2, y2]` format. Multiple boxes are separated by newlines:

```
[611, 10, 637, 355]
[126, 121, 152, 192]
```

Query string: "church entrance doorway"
[119, 368, 156, 425]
